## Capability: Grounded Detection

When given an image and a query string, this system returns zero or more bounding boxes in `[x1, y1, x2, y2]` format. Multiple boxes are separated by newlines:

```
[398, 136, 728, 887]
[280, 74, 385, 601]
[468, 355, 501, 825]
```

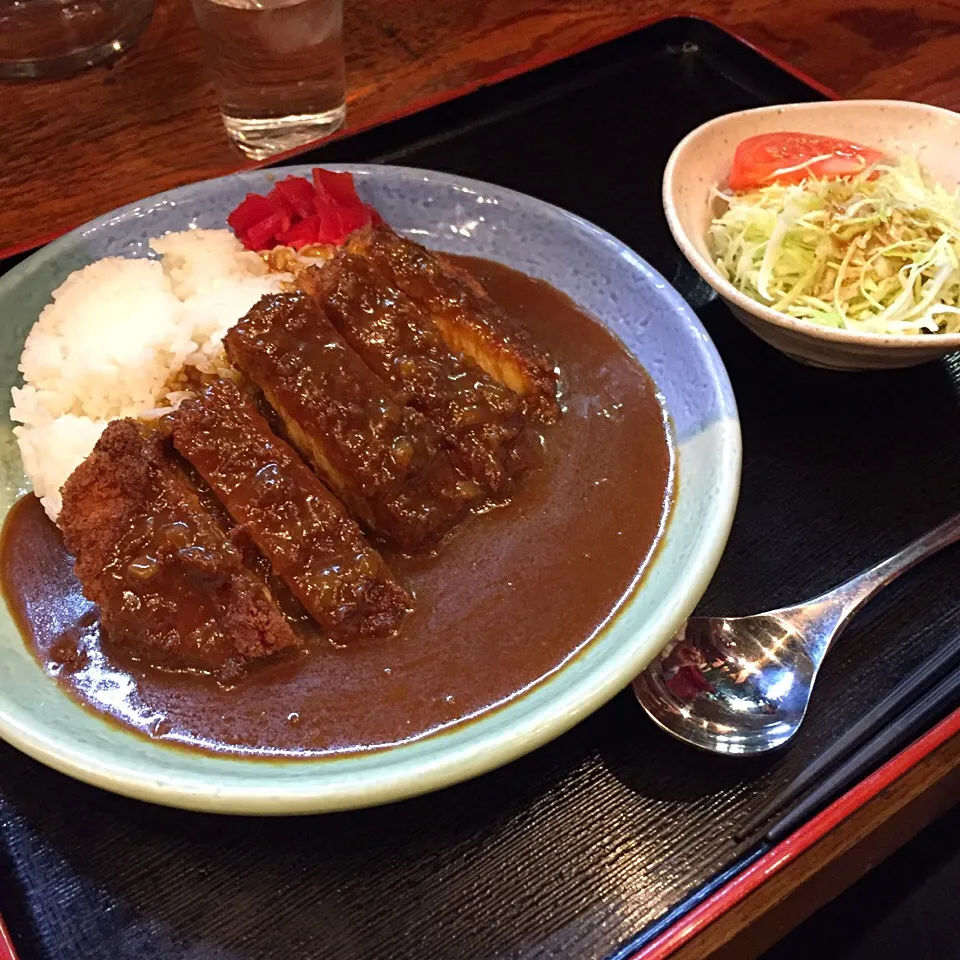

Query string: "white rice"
[11, 228, 290, 522]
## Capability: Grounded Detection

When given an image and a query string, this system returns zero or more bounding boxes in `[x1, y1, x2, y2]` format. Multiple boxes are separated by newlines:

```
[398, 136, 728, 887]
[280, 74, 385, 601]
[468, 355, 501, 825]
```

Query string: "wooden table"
[2, 2, 960, 957]
[3, 0, 960, 255]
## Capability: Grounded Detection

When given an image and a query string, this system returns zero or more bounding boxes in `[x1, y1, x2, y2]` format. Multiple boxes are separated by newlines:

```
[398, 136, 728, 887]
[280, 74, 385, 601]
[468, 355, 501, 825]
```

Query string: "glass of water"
[191, 0, 346, 161]
[0, 0, 154, 79]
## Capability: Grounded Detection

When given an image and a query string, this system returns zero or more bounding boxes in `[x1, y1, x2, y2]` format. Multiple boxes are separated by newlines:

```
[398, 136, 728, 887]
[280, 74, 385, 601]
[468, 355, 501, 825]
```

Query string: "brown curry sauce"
[0, 256, 673, 758]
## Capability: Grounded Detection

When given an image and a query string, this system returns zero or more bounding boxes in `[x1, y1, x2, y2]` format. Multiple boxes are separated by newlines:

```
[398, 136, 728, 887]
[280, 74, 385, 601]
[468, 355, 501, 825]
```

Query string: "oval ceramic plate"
[0, 165, 740, 814]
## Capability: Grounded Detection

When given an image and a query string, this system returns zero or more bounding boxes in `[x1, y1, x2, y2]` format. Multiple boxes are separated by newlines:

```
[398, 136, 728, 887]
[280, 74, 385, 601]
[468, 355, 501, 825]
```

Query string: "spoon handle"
[782, 513, 960, 650]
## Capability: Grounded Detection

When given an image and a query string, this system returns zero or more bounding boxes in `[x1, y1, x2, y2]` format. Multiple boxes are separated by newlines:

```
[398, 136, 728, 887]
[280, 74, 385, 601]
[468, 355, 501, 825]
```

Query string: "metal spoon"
[633, 513, 960, 755]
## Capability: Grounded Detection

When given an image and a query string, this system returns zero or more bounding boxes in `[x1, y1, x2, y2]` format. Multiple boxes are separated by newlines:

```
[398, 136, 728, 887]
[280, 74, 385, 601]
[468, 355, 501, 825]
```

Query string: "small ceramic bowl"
[663, 99, 960, 370]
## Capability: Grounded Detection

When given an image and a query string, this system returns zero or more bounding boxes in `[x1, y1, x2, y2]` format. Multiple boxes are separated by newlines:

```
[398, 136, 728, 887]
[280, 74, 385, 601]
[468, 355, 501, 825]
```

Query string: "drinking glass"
[0, 0, 154, 80]
[191, 0, 346, 161]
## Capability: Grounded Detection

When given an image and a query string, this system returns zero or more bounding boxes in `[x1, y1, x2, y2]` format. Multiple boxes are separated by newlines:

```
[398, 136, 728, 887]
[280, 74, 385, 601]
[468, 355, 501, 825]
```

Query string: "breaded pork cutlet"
[300, 252, 537, 498]
[224, 293, 483, 550]
[344, 225, 561, 423]
[172, 379, 410, 639]
[59, 419, 300, 681]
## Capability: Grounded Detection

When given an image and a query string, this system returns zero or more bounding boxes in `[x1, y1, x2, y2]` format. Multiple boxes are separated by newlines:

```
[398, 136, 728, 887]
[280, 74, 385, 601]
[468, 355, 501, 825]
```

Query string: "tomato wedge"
[728, 132, 885, 191]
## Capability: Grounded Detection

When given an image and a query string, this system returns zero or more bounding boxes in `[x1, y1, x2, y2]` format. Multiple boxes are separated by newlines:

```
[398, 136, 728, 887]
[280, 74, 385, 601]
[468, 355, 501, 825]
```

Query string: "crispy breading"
[59, 419, 300, 681]
[300, 253, 538, 497]
[345, 225, 560, 422]
[172, 379, 409, 639]
[224, 293, 482, 549]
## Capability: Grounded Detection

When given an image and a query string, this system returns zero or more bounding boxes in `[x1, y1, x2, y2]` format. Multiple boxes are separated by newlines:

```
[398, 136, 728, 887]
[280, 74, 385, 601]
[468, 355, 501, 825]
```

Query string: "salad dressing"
[711, 134, 960, 334]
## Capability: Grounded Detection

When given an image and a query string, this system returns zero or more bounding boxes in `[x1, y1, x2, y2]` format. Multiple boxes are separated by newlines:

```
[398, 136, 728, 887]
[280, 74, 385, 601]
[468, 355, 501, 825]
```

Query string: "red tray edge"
[628, 703, 960, 960]
[706, 16, 841, 100]
[0, 913, 17, 960]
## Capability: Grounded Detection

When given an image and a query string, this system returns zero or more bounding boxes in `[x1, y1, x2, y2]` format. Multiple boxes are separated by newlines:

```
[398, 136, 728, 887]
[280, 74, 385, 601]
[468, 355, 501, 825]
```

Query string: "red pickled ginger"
[227, 169, 382, 251]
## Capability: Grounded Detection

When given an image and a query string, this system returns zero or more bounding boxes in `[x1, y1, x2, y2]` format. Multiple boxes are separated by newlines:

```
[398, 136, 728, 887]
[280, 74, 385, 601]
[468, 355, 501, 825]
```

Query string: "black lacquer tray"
[2, 17, 959, 960]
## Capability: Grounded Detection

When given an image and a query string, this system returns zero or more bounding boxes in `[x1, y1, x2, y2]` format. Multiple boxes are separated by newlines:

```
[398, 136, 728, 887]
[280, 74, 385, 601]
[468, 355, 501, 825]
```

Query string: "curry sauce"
[1, 257, 673, 757]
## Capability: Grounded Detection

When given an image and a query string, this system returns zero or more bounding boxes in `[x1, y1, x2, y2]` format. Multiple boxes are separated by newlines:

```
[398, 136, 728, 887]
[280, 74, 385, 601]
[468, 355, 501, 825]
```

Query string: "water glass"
[191, 0, 346, 161]
[0, 0, 154, 80]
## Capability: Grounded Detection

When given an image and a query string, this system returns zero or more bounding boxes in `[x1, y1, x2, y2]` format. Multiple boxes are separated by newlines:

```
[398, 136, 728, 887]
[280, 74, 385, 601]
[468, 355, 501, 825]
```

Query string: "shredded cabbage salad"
[709, 158, 960, 335]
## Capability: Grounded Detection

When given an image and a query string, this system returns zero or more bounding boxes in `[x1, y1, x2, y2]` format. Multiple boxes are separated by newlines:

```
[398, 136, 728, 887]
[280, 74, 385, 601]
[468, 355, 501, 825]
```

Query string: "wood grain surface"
[3, 0, 960, 253]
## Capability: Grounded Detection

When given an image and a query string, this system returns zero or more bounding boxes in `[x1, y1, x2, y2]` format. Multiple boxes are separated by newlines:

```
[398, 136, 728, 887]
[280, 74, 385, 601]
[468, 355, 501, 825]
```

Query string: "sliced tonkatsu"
[172, 378, 410, 639]
[300, 253, 536, 497]
[224, 292, 482, 550]
[344, 225, 561, 423]
[58, 419, 300, 681]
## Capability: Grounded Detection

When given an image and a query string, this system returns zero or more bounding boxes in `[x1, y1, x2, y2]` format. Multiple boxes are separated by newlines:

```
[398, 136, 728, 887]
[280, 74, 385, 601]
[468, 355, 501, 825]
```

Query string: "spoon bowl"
[633, 614, 820, 755]
[634, 513, 960, 755]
